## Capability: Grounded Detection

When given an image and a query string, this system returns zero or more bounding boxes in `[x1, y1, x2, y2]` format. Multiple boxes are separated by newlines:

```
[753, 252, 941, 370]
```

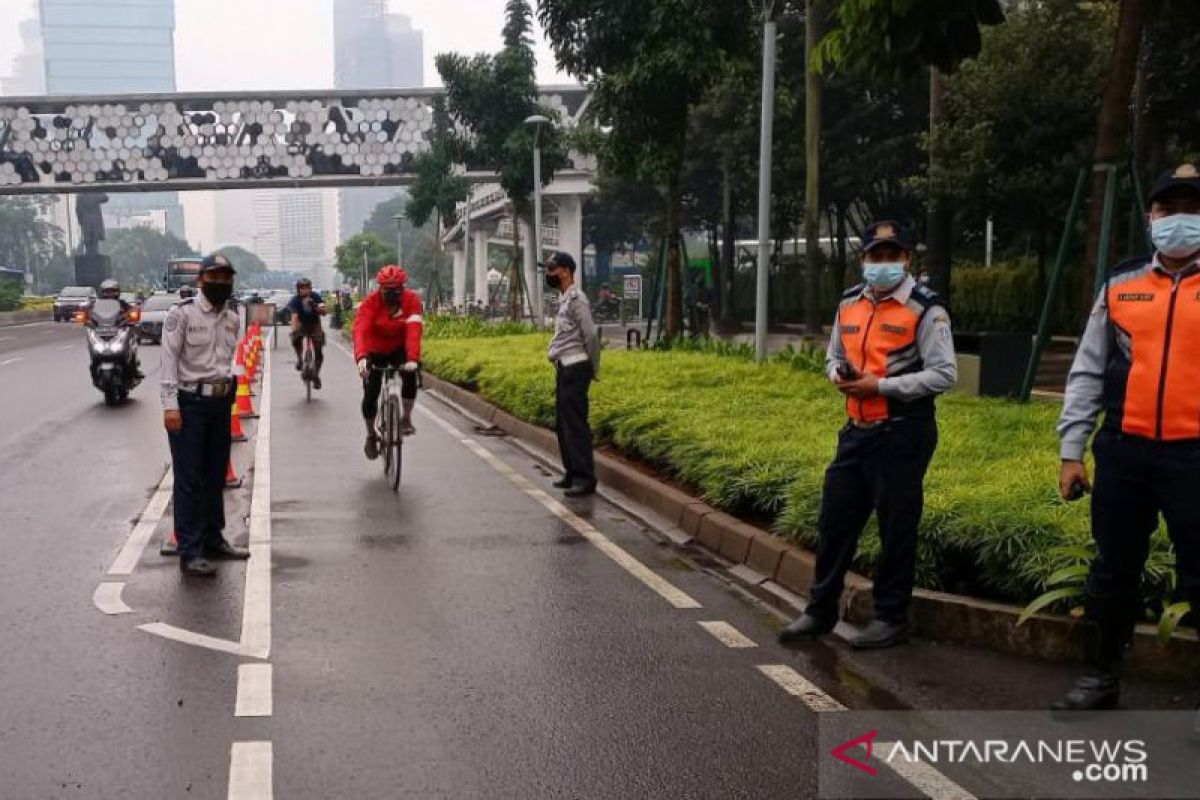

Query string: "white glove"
[402, 361, 419, 373]
[357, 358, 369, 379]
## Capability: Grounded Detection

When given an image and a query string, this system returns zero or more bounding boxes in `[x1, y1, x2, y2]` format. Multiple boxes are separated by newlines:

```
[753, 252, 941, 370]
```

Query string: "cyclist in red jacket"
[353, 265, 424, 459]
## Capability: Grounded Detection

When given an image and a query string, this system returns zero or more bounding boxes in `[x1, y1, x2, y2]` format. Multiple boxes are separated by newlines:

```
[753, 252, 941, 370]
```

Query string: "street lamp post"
[754, 0, 779, 362]
[360, 240, 369, 297]
[525, 114, 550, 325]
[391, 213, 404, 265]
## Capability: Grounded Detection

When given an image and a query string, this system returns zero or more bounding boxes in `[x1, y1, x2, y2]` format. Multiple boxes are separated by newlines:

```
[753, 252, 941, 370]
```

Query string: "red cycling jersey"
[352, 288, 424, 361]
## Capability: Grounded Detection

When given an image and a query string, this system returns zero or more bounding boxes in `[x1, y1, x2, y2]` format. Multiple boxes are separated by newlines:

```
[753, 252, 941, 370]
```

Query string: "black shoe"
[849, 619, 910, 650]
[364, 434, 380, 461]
[564, 481, 597, 497]
[180, 558, 218, 577]
[778, 613, 835, 643]
[552, 476, 573, 489]
[295, 359, 303, 371]
[206, 539, 250, 560]
[1051, 671, 1121, 712]
[312, 376, 322, 390]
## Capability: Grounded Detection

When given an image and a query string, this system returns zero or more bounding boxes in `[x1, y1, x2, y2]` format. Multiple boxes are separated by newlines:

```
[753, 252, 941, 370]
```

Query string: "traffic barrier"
[231, 403, 248, 442]
[225, 459, 243, 489]
[235, 375, 258, 419]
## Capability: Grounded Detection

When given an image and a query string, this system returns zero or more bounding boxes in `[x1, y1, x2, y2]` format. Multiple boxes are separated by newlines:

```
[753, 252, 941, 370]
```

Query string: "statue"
[75, 192, 108, 257]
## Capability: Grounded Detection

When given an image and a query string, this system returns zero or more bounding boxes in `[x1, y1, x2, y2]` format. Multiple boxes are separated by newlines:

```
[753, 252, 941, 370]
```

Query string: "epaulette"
[841, 283, 865, 300]
[911, 282, 944, 308]
[1109, 255, 1152, 277]
[177, 297, 195, 306]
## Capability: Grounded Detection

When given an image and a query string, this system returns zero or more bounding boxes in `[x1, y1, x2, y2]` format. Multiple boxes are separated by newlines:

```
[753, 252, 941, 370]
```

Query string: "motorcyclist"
[287, 277, 327, 389]
[352, 265, 424, 457]
[97, 278, 143, 378]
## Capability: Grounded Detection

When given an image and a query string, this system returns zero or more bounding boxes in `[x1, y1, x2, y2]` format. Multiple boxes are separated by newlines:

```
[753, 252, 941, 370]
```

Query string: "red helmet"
[376, 265, 408, 288]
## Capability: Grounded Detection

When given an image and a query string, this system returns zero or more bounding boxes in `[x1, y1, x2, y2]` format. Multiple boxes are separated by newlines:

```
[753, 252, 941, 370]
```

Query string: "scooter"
[82, 298, 142, 406]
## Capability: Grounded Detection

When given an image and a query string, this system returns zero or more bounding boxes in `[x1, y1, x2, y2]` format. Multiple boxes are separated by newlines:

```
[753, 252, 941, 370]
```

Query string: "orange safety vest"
[1102, 258, 1200, 441]
[836, 283, 942, 423]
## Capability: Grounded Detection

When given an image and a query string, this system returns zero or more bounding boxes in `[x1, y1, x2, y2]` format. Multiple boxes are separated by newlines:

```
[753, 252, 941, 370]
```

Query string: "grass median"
[421, 326, 1175, 611]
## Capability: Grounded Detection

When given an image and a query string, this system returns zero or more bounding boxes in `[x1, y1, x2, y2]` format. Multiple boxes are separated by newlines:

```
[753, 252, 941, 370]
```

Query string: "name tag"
[841, 324, 861, 334]
[881, 323, 907, 335]
[1117, 293, 1155, 302]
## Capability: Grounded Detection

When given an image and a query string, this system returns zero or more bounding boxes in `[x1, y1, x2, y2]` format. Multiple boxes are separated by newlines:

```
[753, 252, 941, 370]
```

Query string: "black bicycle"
[371, 364, 405, 491]
[300, 334, 316, 402]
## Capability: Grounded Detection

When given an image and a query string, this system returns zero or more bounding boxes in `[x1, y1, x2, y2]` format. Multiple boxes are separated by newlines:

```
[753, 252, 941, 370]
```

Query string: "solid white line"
[228, 741, 272, 800]
[138, 622, 256, 657]
[235, 664, 272, 717]
[0, 357, 22, 367]
[756, 664, 847, 712]
[92, 582, 131, 615]
[875, 742, 978, 800]
[240, 335, 272, 659]
[57, 343, 75, 350]
[0, 336, 14, 343]
[108, 469, 174, 575]
[419, 405, 702, 610]
[698, 620, 757, 649]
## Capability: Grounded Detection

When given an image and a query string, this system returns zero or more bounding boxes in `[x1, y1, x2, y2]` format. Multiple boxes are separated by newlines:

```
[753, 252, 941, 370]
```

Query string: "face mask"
[201, 282, 233, 307]
[545, 273, 562, 291]
[862, 262, 907, 290]
[1151, 214, 1200, 258]
[382, 289, 401, 305]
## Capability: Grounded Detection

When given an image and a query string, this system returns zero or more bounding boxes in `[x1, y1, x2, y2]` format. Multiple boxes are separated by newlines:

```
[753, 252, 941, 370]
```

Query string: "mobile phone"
[1066, 480, 1089, 502]
[837, 363, 859, 380]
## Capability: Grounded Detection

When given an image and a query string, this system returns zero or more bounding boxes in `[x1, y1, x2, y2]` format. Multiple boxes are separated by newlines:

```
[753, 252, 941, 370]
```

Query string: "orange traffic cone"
[235, 375, 258, 419]
[231, 404, 248, 442]
[160, 530, 178, 556]
[225, 459, 243, 489]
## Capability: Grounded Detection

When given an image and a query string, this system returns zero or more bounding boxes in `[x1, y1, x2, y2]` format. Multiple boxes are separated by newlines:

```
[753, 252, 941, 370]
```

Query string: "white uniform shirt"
[160, 296, 240, 411]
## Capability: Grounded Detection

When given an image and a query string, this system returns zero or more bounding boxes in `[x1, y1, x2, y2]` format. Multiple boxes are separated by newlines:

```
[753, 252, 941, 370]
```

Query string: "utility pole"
[754, 0, 779, 362]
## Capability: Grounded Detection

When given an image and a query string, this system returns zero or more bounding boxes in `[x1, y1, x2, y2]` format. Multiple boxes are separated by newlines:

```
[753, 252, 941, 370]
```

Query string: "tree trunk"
[927, 68, 954, 305]
[510, 216, 523, 322]
[1082, 0, 1153, 315]
[834, 206, 848, 296]
[665, 172, 683, 337]
[803, 0, 824, 336]
[719, 160, 736, 329]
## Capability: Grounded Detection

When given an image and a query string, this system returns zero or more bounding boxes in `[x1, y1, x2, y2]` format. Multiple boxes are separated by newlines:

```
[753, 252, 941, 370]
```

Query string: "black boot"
[1052, 595, 1135, 712]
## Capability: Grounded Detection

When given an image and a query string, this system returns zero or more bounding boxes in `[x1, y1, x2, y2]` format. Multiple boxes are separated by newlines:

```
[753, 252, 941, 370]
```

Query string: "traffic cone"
[231, 404, 248, 442]
[235, 375, 258, 419]
[225, 459, 243, 489]
[160, 530, 178, 556]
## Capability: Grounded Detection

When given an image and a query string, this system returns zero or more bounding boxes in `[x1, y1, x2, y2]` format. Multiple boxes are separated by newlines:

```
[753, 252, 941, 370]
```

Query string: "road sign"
[623, 275, 642, 299]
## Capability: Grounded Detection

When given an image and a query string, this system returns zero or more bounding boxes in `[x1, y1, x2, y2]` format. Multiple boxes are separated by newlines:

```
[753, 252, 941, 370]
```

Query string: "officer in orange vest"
[1055, 165, 1200, 726]
[779, 221, 957, 649]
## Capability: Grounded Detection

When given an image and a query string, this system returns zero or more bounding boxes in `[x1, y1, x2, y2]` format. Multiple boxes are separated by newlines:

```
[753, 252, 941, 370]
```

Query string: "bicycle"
[300, 334, 316, 402]
[370, 363, 408, 491]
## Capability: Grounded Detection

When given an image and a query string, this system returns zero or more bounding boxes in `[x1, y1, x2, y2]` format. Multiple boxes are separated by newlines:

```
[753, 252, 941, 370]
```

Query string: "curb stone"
[421, 372, 1199, 681]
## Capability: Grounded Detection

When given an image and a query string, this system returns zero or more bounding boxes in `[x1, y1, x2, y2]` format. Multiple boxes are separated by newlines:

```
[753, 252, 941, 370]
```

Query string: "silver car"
[136, 292, 180, 344]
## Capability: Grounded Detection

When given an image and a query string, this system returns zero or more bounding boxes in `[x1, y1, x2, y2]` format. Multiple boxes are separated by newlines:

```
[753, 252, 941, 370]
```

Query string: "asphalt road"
[0, 319, 1192, 799]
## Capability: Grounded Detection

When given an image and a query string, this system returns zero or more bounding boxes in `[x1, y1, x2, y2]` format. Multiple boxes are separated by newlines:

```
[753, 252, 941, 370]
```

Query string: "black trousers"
[291, 324, 325, 374]
[361, 350, 418, 420]
[168, 392, 234, 562]
[555, 361, 595, 485]
[1087, 429, 1200, 622]
[807, 417, 938, 624]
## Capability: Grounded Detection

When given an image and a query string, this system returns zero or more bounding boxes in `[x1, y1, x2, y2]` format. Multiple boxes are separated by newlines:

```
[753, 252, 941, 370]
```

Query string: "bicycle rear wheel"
[384, 396, 402, 491]
[303, 342, 314, 402]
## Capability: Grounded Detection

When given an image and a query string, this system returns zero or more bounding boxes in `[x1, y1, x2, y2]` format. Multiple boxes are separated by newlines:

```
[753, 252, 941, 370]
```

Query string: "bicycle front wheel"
[384, 396, 402, 491]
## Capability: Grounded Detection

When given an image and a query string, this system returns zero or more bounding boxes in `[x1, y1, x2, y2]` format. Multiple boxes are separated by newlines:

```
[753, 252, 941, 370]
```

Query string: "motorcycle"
[83, 298, 142, 406]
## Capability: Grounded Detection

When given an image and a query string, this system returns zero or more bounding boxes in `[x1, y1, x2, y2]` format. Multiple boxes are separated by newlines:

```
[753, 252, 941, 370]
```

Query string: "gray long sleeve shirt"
[547, 285, 600, 374]
[160, 295, 241, 411]
[824, 277, 958, 401]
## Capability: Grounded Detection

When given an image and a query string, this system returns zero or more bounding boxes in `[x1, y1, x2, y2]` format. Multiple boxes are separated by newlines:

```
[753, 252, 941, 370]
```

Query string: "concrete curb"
[422, 372, 1199, 681]
[0, 309, 52, 326]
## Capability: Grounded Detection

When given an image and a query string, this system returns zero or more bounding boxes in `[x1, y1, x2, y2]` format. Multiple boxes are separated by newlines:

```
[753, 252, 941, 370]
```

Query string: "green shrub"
[425, 315, 535, 339]
[423, 333, 1177, 610]
[0, 282, 21, 312]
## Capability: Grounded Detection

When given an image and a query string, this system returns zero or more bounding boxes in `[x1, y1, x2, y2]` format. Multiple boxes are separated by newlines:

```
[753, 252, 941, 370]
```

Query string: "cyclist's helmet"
[296, 277, 312, 289]
[376, 265, 408, 288]
[100, 278, 120, 299]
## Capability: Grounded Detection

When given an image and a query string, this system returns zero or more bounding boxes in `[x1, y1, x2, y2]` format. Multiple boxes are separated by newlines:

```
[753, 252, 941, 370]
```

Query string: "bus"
[165, 256, 204, 292]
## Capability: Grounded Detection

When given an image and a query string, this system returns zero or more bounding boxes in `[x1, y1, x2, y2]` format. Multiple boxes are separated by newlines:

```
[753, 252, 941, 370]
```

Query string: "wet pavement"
[0, 320, 1192, 798]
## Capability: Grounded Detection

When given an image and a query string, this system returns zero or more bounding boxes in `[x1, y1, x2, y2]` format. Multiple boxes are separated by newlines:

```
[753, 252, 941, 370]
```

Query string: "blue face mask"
[1151, 214, 1200, 258]
[862, 262, 907, 290]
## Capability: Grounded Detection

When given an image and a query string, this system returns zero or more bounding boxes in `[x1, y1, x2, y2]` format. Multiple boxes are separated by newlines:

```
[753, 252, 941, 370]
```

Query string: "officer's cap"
[540, 252, 577, 273]
[1149, 164, 1200, 204]
[861, 220, 914, 253]
[199, 251, 237, 275]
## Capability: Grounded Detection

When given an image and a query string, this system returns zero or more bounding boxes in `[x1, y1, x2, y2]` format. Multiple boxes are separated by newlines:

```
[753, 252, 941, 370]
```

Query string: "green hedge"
[950, 260, 1090, 335]
[0, 282, 21, 312]
[423, 333, 1177, 608]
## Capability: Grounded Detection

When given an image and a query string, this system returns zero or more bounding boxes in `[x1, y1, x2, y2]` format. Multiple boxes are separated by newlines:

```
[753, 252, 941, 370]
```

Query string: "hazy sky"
[0, 0, 574, 91]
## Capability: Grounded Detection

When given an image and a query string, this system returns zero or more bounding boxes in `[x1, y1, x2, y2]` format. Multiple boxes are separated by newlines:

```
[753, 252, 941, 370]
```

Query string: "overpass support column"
[521, 218, 539, 320]
[473, 228, 490, 304]
[452, 244, 467, 310]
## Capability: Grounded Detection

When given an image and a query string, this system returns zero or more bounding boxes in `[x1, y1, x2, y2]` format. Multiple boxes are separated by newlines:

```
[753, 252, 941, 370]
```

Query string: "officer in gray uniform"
[543, 252, 601, 497]
[161, 252, 250, 577]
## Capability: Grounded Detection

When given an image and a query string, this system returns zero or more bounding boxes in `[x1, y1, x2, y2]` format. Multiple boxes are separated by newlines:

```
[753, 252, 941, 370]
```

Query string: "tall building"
[37, 0, 186, 239]
[249, 190, 338, 287]
[2, 18, 46, 96]
[334, 0, 424, 242]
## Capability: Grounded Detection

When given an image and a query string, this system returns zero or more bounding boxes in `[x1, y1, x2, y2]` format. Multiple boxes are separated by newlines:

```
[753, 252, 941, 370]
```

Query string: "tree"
[0, 196, 64, 292]
[362, 192, 441, 292]
[333, 233, 397, 290]
[406, 95, 468, 309]
[539, 0, 756, 336]
[104, 226, 194, 289]
[213, 245, 268, 279]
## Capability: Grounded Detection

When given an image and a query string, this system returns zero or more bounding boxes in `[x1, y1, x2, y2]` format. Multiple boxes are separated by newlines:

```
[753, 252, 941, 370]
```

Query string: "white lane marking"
[0, 357, 22, 367]
[235, 664, 272, 717]
[108, 469, 174, 575]
[698, 620, 757, 649]
[874, 742, 978, 800]
[240, 335, 272, 659]
[228, 741, 273, 800]
[757, 664, 847, 712]
[138, 622, 258, 657]
[419, 405, 702, 610]
[56, 343, 75, 350]
[0, 336, 13, 343]
[92, 582, 131, 615]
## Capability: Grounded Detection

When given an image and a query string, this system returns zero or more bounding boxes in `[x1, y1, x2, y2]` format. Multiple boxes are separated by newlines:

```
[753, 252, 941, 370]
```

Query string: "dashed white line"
[108, 469, 173, 575]
[56, 343, 75, 350]
[420, 405, 702, 610]
[235, 664, 272, 717]
[698, 620, 757, 648]
[228, 741, 273, 800]
[874, 742, 978, 799]
[756, 664, 848, 712]
[92, 582, 131, 615]
[0, 357, 22, 367]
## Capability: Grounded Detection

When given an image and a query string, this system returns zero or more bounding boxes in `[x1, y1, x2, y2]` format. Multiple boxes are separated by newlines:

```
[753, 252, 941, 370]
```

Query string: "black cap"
[539, 252, 577, 273]
[861, 220, 914, 253]
[1149, 164, 1200, 203]
[199, 251, 237, 275]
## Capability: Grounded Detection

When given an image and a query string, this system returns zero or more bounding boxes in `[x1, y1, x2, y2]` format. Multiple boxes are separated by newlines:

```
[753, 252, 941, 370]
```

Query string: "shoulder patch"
[165, 313, 180, 333]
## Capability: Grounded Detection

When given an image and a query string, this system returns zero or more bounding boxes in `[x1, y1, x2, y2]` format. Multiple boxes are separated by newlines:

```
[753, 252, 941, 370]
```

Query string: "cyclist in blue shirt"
[288, 277, 327, 389]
